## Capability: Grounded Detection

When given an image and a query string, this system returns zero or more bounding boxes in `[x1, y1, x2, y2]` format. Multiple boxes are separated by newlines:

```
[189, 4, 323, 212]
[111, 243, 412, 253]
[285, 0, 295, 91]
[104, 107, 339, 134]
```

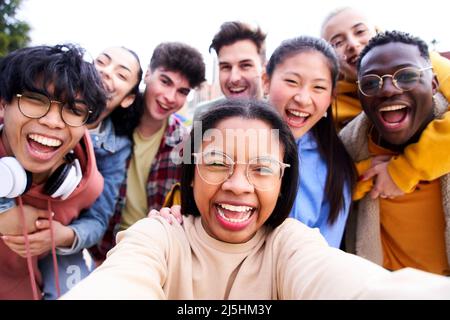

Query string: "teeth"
[229, 87, 246, 93]
[28, 134, 62, 147]
[219, 203, 253, 212]
[158, 102, 170, 110]
[288, 110, 309, 117]
[379, 105, 407, 112]
[217, 206, 253, 223]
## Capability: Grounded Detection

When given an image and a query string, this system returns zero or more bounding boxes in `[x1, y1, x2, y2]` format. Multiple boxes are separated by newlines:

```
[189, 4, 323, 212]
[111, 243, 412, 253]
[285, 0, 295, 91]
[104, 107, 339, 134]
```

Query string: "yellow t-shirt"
[368, 139, 449, 276]
[120, 122, 167, 231]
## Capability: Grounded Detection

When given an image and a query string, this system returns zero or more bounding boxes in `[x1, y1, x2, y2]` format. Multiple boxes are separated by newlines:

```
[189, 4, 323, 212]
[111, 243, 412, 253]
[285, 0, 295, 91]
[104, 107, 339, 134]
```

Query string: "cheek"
[315, 94, 332, 112]
[268, 86, 289, 112]
[174, 96, 187, 110]
[258, 188, 281, 221]
[219, 73, 229, 84]
[192, 174, 215, 214]
[68, 128, 86, 147]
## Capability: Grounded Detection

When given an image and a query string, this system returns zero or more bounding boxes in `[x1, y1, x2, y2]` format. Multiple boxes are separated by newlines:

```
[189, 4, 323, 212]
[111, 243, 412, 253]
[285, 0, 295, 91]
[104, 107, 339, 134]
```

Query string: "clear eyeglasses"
[357, 66, 433, 97]
[16, 92, 92, 127]
[193, 150, 290, 191]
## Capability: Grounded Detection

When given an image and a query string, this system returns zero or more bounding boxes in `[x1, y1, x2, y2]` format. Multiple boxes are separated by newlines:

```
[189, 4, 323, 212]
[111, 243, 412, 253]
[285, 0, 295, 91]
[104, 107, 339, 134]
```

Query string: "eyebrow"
[160, 73, 174, 85]
[99, 53, 133, 73]
[361, 64, 420, 75]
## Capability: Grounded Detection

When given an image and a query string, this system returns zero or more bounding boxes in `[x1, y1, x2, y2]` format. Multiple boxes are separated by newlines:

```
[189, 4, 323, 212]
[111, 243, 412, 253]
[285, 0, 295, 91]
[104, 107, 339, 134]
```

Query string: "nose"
[97, 62, 112, 76]
[345, 35, 361, 53]
[379, 76, 402, 97]
[38, 102, 66, 129]
[221, 165, 254, 194]
[163, 87, 177, 105]
[293, 88, 312, 106]
[229, 66, 242, 83]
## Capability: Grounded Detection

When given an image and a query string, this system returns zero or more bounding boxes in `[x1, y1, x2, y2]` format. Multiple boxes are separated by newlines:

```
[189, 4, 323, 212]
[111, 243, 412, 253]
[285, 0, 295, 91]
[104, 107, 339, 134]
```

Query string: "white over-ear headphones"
[0, 157, 31, 198]
[0, 155, 82, 200]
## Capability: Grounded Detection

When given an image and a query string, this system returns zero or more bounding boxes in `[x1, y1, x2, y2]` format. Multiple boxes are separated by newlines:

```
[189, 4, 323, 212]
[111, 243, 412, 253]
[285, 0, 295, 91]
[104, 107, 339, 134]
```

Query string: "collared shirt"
[289, 132, 351, 248]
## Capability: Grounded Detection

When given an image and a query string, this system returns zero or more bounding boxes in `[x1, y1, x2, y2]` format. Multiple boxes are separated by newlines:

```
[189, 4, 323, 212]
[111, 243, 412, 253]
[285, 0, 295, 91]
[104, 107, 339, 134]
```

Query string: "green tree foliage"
[0, 0, 30, 57]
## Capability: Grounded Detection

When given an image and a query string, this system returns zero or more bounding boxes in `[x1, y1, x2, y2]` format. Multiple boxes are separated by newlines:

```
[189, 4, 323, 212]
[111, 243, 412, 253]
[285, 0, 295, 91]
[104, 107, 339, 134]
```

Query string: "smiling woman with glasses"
[357, 66, 433, 97]
[62, 98, 450, 300]
[16, 92, 92, 127]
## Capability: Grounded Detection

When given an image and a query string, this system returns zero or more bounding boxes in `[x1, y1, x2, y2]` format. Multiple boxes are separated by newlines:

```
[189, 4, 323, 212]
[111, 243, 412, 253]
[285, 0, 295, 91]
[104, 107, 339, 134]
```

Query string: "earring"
[323, 111, 328, 118]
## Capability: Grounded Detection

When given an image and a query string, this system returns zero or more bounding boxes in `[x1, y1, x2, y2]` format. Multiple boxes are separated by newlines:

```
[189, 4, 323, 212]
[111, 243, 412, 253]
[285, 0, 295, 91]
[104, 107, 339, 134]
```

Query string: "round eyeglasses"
[357, 66, 433, 97]
[193, 150, 290, 191]
[16, 92, 92, 127]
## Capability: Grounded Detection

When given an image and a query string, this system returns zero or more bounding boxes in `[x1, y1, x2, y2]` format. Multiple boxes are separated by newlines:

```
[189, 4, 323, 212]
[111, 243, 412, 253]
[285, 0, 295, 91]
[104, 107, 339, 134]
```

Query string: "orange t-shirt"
[368, 138, 449, 275]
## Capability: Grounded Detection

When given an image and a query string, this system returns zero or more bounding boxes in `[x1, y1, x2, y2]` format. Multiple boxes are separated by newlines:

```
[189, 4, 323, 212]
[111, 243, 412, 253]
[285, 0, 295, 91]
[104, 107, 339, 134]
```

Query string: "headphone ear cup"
[44, 162, 70, 196]
[0, 157, 31, 198]
[44, 158, 82, 200]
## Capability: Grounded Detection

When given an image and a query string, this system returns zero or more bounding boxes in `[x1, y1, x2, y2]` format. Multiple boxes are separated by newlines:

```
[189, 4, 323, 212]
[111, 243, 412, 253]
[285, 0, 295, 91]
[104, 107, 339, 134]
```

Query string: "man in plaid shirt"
[92, 42, 205, 262]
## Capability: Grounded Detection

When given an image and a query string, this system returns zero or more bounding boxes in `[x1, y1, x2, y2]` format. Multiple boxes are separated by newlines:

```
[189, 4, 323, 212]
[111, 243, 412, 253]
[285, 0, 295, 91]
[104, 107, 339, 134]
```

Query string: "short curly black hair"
[0, 44, 107, 125]
[149, 42, 206, 89]
[357, 30, 430, 71]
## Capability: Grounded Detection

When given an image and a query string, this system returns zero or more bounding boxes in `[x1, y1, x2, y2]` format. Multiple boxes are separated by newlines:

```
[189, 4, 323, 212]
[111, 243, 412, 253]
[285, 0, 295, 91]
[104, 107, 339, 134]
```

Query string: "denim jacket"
[63, 118, 131, 254]
[289, 132, 351, 248]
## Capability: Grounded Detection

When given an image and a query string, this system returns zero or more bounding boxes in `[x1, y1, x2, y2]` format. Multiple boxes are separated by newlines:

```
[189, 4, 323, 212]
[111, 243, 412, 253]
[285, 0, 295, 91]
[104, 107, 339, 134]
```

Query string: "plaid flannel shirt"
[91, 115, 188, 260]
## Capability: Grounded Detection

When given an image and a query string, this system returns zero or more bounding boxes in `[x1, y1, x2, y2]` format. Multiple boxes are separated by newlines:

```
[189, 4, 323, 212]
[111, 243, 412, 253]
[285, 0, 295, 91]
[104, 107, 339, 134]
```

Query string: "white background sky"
[17, 0, 448, 84]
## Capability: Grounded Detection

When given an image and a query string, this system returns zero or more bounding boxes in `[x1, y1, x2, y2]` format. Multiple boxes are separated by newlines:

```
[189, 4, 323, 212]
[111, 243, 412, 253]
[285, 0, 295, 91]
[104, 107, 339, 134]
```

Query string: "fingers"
[36, 209, 54, 219]
[148, 208, 174, 225]
[170, 205, 183, 224]
[361, 167, 377, 181]
[35, 219, 51, 230]
[148, 209, 159, 218]
[369, 188, 381, 200]
[160, 207, 175, 224]
[2, 235, 26, 245]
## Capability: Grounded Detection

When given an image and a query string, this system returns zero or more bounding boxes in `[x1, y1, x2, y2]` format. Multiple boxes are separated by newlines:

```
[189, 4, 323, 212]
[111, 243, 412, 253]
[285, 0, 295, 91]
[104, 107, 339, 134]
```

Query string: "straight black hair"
[266, 36, 357, 224]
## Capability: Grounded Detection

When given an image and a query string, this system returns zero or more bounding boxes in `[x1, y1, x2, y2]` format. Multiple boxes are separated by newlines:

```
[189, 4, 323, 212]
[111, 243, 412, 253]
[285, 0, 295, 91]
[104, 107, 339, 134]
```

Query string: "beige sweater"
[62, 216, 450, 299]
[339, 93, 450, 266]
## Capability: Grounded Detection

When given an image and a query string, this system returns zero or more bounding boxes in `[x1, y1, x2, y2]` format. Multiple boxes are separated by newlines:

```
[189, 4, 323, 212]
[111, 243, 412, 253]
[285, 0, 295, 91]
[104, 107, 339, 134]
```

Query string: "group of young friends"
[0, 7, 449, 300]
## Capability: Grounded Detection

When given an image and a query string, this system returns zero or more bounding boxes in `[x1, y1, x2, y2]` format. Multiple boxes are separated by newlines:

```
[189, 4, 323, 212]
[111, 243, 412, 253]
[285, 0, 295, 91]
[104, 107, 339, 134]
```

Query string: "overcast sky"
[18, 0, 447, 83]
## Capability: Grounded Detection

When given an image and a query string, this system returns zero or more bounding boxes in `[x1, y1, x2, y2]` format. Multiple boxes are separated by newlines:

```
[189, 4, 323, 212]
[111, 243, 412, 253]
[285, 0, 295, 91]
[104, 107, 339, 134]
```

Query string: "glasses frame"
[192, 151, 290, 191]
[16, 93, 92, 127]
[357, 66, 433, 97]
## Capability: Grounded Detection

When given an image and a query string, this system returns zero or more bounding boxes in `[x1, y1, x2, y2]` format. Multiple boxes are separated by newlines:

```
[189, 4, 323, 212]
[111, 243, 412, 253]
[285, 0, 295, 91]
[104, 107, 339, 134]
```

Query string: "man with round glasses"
[0, 44, 107, 299]
[340, 31, 450, 276]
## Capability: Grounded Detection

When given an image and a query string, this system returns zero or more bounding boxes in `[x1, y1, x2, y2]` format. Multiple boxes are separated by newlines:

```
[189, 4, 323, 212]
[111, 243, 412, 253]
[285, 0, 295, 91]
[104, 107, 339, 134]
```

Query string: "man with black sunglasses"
[340, 31, 450, 276]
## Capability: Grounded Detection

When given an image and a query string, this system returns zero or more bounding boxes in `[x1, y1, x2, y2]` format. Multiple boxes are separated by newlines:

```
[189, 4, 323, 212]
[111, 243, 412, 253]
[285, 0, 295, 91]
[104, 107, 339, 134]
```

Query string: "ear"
[0, 98, 6, 110]
[431, 74, 439, 95]
[144, 67, 152, 80]
[262, 71, 270, 96]
[119, 94, 136, 109]
[331, 87, 338, 99]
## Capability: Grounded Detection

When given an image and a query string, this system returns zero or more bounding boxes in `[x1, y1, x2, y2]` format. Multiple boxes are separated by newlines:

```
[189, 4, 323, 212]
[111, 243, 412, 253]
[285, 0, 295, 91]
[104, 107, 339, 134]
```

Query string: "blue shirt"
[289, 132, 351, 248]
